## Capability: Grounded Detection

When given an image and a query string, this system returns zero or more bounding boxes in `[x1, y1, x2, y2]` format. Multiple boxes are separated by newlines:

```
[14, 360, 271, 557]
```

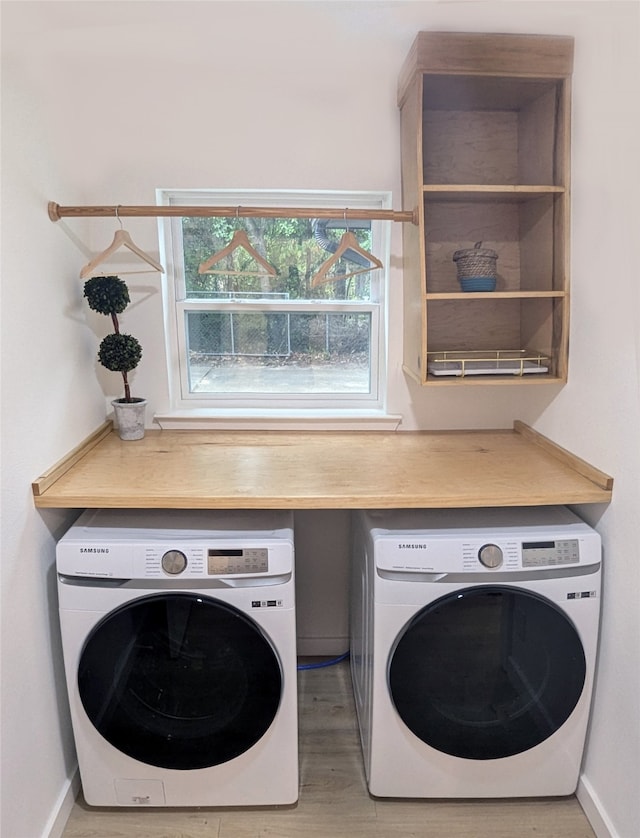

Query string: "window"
[157, 190, 390, 415]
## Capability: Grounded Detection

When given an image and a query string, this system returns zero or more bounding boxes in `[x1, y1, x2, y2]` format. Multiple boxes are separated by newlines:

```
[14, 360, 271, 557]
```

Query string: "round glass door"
[388, 586, 586, 760]
[78, 593, 282, 770]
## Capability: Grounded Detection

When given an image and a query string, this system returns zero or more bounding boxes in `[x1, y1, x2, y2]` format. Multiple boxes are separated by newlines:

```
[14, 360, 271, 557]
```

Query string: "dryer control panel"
[521, 540, 580, 567]
[376, 536, 591, 573]
[369, 506, 602, 575]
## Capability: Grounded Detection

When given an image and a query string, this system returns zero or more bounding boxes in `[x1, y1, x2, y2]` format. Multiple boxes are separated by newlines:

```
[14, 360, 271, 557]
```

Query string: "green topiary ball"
[97, 333, 142, 373]
[84, 276, 130, 315]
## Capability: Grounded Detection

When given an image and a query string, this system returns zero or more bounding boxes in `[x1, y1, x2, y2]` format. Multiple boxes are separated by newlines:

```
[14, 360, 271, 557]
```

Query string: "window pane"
[186, 311, 372, 394]
[182, 216, 373, 302]
[158, 189, 390, 410]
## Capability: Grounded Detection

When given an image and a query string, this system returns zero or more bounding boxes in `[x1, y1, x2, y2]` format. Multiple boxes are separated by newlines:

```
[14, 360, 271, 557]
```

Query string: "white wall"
[1, 2, 638, 837]
[0, 11, 108, 834]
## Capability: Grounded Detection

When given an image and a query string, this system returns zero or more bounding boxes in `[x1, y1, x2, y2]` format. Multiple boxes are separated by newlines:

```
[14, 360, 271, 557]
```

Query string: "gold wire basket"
[427, 349, 551, 378]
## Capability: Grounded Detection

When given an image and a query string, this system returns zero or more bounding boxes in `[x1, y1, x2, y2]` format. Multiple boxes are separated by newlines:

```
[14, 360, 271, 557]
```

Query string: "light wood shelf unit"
[398, 32, 574, 385]
[32, 423, 612, 510]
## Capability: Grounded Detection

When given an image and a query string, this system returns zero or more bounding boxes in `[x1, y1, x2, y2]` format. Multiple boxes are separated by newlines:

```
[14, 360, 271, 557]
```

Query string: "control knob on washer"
[162, 550, 188, 575]
[478, 544, 503, 568]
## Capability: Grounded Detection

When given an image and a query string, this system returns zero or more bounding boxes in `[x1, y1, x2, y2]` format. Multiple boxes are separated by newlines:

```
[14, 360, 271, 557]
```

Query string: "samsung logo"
[398, 544, 427, 550]
[80, 548, 110, 554]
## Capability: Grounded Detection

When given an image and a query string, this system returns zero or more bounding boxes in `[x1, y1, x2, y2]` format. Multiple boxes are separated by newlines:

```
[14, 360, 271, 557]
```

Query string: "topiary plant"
[83, 275, 143, 403]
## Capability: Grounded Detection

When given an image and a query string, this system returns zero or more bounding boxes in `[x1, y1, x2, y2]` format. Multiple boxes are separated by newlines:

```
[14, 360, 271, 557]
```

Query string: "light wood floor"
[62, 661, 596, 837]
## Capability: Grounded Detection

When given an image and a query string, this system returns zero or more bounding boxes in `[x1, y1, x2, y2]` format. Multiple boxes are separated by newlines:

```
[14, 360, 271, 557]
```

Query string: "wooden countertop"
[32, 421, 612, 509]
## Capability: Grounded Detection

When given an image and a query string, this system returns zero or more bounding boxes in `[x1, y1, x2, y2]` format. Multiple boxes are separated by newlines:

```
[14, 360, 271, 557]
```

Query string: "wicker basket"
[453, 242, 498, 279]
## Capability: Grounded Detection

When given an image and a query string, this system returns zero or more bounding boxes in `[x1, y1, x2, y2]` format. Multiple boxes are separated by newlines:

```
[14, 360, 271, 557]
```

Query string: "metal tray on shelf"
[427, 350, 550, 378]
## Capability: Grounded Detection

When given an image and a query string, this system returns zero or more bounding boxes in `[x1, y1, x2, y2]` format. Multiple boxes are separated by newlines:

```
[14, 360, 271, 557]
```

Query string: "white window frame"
[156, 188, 392, 419]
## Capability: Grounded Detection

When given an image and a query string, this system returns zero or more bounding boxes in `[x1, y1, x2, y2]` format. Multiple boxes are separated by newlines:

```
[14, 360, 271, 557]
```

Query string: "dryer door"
[78, 593, 282, 769]
[388, 586, 586, 760]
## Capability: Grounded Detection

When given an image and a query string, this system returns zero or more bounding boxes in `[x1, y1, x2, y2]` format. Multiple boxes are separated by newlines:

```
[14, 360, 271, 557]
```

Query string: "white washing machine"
[350, 506, 602, 799]
[57, 508, 298, 807]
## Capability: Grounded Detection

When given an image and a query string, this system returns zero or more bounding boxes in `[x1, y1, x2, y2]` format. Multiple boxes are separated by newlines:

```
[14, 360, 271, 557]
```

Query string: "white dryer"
[57, 509, 297, 807]
[350, 506, 602, 798]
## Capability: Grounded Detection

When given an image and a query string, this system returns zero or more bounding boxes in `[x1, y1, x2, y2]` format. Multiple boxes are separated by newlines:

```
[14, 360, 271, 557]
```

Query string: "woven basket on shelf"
[453, 242, 498, 279]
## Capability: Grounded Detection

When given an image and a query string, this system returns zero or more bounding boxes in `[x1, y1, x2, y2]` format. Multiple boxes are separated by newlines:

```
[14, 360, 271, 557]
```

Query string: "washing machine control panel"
[207, 548, 269, 575]
[56, 540, 295, 579]
[158, 547, 270, 576]
[478, 544, 503, 568]
[153, 546, 270, 576]
[161, 550, 188, 575]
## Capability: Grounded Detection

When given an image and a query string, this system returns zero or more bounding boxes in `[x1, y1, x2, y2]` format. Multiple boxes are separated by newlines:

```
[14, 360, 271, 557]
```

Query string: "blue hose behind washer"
[297, 651, 350, 671]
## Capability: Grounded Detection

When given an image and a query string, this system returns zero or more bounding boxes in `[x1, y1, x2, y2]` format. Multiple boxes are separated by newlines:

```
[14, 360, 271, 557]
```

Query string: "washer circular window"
[78, 593, 282, 770]
[388, 586, 586, 760]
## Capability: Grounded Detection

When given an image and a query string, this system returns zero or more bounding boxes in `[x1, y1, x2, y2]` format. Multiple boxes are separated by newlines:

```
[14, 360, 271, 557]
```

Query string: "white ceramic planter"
[112, 398, 147, 441]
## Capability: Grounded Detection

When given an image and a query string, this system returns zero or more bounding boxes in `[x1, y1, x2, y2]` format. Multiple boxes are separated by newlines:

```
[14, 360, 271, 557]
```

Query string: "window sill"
[153, 409, 403, 432]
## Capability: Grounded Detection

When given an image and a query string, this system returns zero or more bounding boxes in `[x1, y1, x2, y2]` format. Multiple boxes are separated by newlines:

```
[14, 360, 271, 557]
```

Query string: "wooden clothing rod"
[48, 201, 417, 225]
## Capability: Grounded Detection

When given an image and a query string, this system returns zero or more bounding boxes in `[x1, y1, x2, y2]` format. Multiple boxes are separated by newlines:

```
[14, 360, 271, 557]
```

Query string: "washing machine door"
[388, 586, 586, 760]
[78, 593, 282, 770]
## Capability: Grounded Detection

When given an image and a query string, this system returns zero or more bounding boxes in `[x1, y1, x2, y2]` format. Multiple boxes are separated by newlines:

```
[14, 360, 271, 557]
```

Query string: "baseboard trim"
[297, 637, 348, 657]
[44, 767, 80, 838]
[577, 775, 618, 838]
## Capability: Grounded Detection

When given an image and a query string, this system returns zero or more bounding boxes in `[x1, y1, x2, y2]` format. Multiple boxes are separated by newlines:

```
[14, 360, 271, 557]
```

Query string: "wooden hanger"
[80, 227, 164, 279]
[311, 231, 382, 288]
[198, 229, 277, 277]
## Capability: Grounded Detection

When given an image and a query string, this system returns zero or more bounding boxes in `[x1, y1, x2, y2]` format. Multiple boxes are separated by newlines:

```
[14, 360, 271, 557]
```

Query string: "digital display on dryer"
[207, 548, 269, 575]
[522, 539, 580, 567]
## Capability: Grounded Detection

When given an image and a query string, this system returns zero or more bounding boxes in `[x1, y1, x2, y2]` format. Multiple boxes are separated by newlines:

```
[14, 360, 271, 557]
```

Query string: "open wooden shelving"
[398, 32, 574, 385]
